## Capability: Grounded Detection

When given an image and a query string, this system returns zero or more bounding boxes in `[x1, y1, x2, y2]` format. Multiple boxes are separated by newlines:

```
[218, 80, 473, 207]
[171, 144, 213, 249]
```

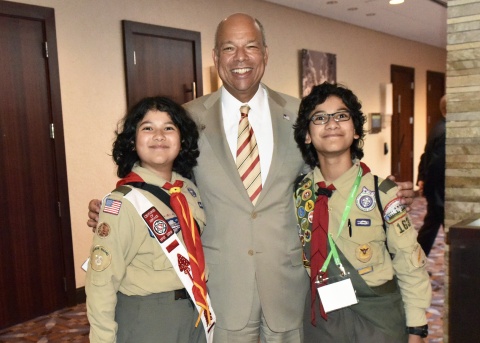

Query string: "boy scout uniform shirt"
[85, 165, 206, 342]
[310, 162, 431, 327]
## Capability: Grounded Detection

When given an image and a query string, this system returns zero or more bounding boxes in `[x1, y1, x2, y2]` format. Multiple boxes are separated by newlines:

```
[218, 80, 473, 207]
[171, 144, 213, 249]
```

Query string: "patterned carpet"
[0, 197, 444, 342]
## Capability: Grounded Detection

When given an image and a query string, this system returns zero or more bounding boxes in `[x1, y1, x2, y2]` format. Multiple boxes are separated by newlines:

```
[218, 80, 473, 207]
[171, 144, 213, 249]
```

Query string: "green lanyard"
[319, 166, 363, 276]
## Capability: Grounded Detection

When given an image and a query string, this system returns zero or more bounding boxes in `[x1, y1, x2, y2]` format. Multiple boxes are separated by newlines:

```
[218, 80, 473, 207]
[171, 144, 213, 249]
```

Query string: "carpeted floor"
[0, 196, 444, 342]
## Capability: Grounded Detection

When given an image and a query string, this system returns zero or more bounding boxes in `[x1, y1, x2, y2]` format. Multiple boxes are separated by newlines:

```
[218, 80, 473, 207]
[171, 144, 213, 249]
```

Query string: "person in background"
[88, 14, 416, 342]
[86, 97, 213, 343]
[416, 95, 446, 256]
[293, 82, 431, 343]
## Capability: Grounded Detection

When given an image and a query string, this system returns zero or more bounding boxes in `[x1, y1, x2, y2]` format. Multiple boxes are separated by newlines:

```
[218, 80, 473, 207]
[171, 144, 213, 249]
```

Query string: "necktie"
[310, 182, 336, 324]
[236, 105, 262, 205]
[163, 180, 212, 326]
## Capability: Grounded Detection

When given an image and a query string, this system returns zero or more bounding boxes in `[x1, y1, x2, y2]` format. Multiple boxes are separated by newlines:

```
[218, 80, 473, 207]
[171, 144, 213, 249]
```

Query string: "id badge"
[317, 274, 358, 313]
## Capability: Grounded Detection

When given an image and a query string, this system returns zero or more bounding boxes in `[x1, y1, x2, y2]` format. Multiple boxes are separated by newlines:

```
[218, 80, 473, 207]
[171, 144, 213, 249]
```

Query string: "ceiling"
[262, 0, 447, 48]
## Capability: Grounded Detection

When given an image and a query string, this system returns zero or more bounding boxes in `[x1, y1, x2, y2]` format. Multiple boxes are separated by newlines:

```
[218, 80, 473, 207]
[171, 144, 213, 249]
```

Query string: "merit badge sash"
[123, 188, 215, 342]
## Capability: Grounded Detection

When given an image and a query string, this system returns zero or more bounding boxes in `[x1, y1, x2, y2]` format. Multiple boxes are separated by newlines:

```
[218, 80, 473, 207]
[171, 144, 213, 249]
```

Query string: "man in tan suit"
[89, 13, 414, 342]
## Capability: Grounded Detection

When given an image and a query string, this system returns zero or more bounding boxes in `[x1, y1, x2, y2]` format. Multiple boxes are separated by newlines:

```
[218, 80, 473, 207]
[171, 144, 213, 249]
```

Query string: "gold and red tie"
[236, 105, 262, 205]
[163, 180, 212, 326]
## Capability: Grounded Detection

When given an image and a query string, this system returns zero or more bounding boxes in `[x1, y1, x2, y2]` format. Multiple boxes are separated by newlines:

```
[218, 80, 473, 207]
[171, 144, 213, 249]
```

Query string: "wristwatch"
[407, 324, 428, 338]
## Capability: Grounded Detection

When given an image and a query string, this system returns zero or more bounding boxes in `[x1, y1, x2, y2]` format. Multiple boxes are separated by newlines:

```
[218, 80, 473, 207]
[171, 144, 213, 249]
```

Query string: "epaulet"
[378, 178, 396, 194]
[112, 185, 132, 196]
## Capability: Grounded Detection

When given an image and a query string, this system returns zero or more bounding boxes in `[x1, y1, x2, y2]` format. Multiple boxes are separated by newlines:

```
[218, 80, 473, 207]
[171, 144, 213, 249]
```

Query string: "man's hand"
[387, 175, 415, 212]
[87, 199, 102, 232]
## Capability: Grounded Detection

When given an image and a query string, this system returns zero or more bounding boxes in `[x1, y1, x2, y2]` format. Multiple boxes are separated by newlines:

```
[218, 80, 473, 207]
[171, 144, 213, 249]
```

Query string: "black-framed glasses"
[309, 110, 351, 125]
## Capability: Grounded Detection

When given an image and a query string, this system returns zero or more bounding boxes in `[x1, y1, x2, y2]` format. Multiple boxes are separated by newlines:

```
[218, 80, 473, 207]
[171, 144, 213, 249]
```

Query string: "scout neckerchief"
[295, 163, 370, 324]
[117, 172, 215, 342]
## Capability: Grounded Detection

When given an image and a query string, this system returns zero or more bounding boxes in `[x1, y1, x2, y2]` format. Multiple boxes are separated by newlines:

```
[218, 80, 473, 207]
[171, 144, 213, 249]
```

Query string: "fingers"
[87, 219, 97, 232]
[87, 199, 102, 230]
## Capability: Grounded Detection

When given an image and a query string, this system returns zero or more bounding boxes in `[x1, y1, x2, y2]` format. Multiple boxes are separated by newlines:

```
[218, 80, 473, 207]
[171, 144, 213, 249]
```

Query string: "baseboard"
[76, 287, 86, 304]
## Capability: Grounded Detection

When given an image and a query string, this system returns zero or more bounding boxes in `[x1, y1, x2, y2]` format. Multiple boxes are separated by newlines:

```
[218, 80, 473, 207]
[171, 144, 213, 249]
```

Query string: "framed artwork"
[301, 49, 336, 97]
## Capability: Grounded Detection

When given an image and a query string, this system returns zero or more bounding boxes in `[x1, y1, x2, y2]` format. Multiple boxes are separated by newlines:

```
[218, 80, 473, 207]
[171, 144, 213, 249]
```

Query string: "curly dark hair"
[113, 96, 199, 179]
[293, 82, 366, 169]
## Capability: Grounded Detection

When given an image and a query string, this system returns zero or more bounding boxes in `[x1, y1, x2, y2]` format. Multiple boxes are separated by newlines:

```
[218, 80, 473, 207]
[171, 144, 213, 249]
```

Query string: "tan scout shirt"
[312, 162, 431, 327]
[85, 165, 206, 342]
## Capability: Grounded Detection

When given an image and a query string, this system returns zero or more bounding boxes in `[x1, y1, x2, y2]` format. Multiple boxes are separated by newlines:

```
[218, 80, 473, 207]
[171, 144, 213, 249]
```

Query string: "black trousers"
[417, 199, 444, 256]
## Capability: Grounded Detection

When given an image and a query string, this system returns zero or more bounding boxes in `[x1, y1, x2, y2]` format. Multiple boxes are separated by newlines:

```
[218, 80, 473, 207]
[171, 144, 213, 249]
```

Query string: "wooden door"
[426, 71, 446, 135]
[0, 1, 75, 329]
[122, 20, 203, 108]
[391, 65, 415, 182]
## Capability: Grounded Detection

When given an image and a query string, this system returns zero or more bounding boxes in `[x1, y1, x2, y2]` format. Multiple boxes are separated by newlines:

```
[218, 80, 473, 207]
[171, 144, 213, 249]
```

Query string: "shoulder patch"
[384, 198, 407, 225]
[90, 245, 112, 272]
[378, 178, 396, 194]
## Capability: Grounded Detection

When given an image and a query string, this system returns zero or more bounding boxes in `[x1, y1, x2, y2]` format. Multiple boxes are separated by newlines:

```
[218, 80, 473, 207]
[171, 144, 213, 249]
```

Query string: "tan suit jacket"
[184, 85, 309, 332]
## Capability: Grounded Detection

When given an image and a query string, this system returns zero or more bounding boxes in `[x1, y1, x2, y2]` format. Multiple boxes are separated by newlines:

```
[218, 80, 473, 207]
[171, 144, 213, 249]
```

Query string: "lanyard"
[319, 166, 363, 275]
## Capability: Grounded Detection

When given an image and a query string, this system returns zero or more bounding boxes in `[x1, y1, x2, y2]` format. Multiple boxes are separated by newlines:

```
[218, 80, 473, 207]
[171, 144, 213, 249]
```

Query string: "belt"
[174, 288, 190, 300]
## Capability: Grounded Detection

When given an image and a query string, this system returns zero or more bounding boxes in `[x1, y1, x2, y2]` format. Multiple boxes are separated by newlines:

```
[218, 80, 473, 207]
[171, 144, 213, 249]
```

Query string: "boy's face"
[305, 95, 359, 159]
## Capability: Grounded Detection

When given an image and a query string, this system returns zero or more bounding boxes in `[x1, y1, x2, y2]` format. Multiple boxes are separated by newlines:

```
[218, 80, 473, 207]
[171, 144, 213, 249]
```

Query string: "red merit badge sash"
[123, 188, 215, 342]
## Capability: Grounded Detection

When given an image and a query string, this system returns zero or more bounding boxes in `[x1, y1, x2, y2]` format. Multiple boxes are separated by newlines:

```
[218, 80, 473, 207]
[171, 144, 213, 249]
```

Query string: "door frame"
[0, 0, 76, 307]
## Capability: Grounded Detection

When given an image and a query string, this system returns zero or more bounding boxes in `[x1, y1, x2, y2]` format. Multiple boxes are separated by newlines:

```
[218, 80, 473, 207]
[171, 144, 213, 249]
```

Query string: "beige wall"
[9, 0, 446, 287]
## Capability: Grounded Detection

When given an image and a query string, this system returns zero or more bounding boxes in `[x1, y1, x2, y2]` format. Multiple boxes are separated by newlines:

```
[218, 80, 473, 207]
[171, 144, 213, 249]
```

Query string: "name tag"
[317, 277, 358, 313]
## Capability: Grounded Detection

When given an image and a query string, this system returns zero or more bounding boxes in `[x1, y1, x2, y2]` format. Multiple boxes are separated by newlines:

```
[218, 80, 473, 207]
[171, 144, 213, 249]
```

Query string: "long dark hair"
[113, 96, 199, 179]
[293, 82, 366, 169]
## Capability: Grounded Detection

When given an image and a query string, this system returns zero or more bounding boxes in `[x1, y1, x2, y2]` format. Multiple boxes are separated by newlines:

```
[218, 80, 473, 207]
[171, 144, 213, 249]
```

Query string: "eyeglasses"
[309, 111, 351, 125]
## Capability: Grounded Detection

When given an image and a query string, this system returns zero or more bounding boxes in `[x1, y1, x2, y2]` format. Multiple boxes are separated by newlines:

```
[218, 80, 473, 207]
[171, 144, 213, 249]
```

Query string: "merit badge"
[355, 219, 371, 227]
[297, 206, 306, 218]
[187, 187, 197, 197]
[90, 245, 112, 272]
[305, 200, 315, 212]
[356, 187, 376, 212]
[96, 222, 111, 238]
[384, 198, 407, 224]
[308, 211, 314, 223]
[301, 179, 312, 190]
[103, 198, 122, 215]
[302, 189, 313, 201]
[356, 243, 373, 263]
[304, 229, 312, 242]
[411, 243, 427, 268]
[295, 195, 302, 207]
[301, 218, 309, 231]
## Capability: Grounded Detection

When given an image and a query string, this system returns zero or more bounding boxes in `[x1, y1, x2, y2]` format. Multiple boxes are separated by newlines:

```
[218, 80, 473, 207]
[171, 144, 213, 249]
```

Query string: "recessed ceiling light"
[366, 13, 376, 16]
[326, 1, 338, 5]
[389, 0, 405, 4]
[348, 7, 358, 11]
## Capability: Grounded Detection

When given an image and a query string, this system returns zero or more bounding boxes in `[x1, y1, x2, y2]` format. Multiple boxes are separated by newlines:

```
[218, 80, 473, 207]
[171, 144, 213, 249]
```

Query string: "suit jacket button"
[248, 250, 254, 256]
[251, 212, 257, 219]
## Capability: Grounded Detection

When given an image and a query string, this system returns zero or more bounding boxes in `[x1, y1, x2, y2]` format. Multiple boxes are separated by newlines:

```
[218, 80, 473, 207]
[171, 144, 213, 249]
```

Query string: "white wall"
[9, 0, 446, 287]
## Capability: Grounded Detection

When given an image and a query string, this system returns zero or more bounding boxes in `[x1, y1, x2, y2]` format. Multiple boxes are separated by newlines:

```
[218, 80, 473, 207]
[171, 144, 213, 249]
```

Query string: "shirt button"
[251, 212, 258, 219]
[248, 250, 254, 256]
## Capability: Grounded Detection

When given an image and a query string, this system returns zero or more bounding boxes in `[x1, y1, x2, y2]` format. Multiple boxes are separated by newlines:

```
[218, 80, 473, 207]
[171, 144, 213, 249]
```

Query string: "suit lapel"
[201, 90, 252, 202]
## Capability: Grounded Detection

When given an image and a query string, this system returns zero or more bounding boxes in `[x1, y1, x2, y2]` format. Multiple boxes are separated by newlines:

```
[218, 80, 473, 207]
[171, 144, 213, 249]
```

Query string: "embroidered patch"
[167, 217, 181, 234]
[356, 244, 373, 263]
[411, 243, 427, 268]
[355, 187, 376, 212]
[96, 222, 111, 238]
[301, 218, 309, 231]
[304, 229, 311, 242]
[301, 179, 312, 190]
[153, 219, 168, 235]
[302, 189, 313, 201]
[393, 215, 412, 236]
[355, 219, 371, 226]
[295, 195, 302, 207]
[297, 206, 306, 218]
[383, 198, 407, 224]
[90, 245, 112, 272]
[305, 200, 315, 212]
[103, 198, 122, 215]
[187, 187, 197, 197]
[308, 211, 314, 223]
[357, 266, 374, 275]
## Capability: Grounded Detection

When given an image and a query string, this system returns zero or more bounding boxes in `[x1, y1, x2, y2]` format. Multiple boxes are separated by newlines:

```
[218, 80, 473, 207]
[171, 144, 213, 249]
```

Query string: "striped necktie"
[236, 105, 262, 205]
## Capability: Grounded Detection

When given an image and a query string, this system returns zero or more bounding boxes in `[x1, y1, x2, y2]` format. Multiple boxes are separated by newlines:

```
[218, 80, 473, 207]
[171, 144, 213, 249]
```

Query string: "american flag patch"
[103, 198, 122, 215]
